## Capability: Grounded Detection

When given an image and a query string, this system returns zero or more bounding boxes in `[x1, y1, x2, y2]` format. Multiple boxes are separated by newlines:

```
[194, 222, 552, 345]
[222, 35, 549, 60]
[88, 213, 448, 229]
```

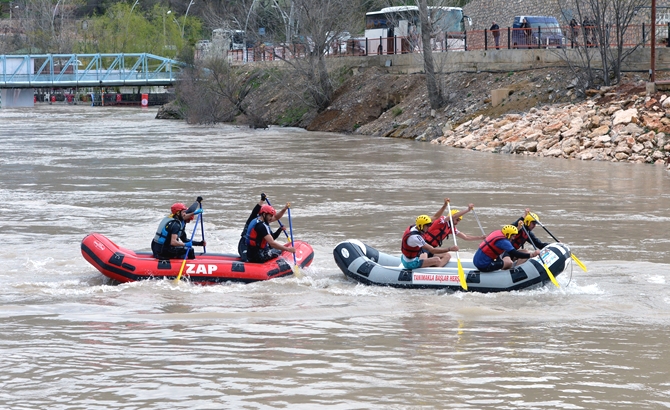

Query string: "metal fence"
[226, 23, 669, 62]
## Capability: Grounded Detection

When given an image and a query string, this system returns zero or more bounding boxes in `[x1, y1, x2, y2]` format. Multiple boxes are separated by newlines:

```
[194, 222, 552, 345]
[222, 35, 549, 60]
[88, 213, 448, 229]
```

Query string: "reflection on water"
[0, 105, 669, 409]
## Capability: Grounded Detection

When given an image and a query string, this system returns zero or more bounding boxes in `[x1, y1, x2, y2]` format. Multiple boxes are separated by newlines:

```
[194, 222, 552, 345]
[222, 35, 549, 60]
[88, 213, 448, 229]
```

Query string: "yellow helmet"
[524, 212, 540, 226]
[501, 224, 519, 239]
[415, 215, 432, 229]
[450, 209, 463, 221]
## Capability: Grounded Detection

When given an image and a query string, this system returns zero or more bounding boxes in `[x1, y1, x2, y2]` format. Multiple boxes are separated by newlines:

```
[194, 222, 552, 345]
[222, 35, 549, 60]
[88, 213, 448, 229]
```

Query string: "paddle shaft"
[446, 201, 468, 291]
[198, 199, 206, 253]
[471, 208, 486, 236]
[264, 197, 291, 241]
[287, 206, 298, 267]
[174, 213, 201, 283]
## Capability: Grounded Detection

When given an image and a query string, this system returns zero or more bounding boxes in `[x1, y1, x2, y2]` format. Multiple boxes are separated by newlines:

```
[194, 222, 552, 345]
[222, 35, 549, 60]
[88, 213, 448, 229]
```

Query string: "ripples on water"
[0, 106, 669, 409]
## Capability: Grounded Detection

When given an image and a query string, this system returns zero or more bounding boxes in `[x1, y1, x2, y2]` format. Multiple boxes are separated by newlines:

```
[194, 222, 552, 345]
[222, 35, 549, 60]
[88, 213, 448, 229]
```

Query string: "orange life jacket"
[479, 230, 507, 259]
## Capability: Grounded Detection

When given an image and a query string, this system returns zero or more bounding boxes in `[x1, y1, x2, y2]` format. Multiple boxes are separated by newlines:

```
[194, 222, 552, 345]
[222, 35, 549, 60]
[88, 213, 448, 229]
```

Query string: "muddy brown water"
[1, 105, 669, 409]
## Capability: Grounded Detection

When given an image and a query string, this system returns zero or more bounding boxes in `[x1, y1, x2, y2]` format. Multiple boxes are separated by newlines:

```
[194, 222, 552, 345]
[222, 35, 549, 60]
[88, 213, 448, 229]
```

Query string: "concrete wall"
[326, 47, 669, 75]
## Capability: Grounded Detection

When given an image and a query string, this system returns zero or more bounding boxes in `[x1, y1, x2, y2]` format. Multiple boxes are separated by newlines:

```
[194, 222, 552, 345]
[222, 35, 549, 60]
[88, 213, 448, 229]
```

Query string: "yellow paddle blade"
[292, 264, 303, 279]
[174, 258, 187, 284]
[543, 263, 560, 288]
[572, 254, 587, 272]
[457, 259, 468, 290]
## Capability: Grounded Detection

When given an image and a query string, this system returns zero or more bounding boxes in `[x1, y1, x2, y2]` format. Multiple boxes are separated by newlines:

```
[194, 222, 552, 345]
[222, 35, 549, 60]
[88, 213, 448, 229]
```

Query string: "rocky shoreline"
[431, 90, 670, 167]
[168, 64, 670, 170]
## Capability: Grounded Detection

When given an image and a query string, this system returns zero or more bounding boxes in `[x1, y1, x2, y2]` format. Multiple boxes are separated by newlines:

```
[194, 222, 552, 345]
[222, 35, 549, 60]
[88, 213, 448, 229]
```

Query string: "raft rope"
[565, 257, 574, 287]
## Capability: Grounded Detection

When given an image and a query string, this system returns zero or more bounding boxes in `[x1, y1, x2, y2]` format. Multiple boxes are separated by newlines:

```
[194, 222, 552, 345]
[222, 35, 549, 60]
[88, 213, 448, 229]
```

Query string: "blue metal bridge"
[0, 53, 183, 88]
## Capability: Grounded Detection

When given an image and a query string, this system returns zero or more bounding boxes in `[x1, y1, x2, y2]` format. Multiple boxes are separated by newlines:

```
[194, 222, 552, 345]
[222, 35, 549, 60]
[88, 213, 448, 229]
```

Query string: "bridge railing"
[0, 53, 184, 88]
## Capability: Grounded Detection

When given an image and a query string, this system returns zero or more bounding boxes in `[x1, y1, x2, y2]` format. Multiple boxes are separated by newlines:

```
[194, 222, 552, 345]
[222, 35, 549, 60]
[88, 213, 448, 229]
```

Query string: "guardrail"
[0, 53, 183, 88]
[225, 23, 669, 62]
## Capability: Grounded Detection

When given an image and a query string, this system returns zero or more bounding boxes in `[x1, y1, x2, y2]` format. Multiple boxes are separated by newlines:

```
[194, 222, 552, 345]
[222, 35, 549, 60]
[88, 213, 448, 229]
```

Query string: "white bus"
[364, 6, 471, 54]
[212, 29, 246, 51]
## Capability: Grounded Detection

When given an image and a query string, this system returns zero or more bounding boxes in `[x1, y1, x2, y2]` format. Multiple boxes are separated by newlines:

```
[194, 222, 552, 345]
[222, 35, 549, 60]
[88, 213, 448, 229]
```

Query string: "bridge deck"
[0, 53, 183, 88]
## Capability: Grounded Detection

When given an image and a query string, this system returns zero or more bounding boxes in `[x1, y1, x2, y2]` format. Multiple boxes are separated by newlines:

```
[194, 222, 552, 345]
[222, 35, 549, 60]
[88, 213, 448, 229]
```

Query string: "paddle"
[447, 201, 467, 291]
[197, 196, 206, 253]
[286, 205, 302, 277]
[472, 208, 486, 236]
[174, 212, 202, 284]
[536, 220, 588, 272]
[520, 223, 560, 288]
[265, 197, 301, 277]
[264, 197, 291, 243]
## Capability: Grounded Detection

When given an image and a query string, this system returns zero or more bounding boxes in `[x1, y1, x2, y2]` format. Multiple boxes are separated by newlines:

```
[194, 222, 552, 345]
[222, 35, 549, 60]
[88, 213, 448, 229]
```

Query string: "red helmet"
[171, 203, 187, 214]
[259, 204, 276, 216]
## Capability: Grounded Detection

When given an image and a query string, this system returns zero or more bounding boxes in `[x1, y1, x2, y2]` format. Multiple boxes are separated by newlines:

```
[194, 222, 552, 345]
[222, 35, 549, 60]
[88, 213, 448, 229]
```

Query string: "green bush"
[278, 106, 309, 126]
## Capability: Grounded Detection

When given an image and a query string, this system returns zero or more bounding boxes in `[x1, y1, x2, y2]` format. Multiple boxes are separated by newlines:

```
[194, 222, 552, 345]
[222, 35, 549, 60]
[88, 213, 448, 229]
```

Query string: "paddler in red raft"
[151, 201, 205, 260]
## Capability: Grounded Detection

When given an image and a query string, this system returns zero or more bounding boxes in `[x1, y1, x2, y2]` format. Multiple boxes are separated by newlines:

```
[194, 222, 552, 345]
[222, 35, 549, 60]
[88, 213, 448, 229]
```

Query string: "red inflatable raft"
[81, 233, 314, 284]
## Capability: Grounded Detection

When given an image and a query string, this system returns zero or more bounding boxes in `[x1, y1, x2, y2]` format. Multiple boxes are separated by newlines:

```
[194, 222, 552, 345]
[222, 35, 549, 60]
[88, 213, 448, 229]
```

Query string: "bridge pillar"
[0, 88, 35, 108]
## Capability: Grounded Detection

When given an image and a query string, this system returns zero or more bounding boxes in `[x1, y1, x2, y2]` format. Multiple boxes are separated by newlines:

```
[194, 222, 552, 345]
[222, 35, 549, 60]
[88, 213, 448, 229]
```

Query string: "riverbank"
[164, 64, 670, 169]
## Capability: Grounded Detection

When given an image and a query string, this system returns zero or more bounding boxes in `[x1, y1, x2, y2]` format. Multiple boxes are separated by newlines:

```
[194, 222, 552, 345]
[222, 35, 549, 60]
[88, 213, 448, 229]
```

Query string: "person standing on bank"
[151, 202, 205, 260]
[473, 225, 540, 272]
[246, 204, 295, 263]
[520, 18, 531, 47]
[238, 193, 288, 261]
[569, 18, 579, 44]
[401, 215, 455, 270]
[490, 21, 500, 49]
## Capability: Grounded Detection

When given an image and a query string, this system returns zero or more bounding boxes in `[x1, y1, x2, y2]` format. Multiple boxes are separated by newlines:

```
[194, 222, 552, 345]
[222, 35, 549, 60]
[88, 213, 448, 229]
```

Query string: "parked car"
[512, 16, 565, 48]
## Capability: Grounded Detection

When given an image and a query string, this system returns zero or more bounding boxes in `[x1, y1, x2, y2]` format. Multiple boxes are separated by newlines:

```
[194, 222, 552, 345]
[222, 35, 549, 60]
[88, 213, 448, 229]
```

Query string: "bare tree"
[175, 62, 233, 124]
[175, 56, 269, 126]
[266, 0, 361, 112]
[383, 0, 467, 110]
[557, 0, 647, 93]
[18, 0, 77, 53]
[418, 0, 444, 109]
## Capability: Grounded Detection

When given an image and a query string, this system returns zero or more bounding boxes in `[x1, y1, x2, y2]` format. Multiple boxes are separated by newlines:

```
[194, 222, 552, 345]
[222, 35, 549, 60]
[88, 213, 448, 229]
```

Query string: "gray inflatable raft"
[333, 240, 572, 293]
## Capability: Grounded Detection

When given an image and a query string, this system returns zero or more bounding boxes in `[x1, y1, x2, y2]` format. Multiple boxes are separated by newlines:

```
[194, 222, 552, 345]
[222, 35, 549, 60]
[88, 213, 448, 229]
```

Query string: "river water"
[1, 105, 669, 409]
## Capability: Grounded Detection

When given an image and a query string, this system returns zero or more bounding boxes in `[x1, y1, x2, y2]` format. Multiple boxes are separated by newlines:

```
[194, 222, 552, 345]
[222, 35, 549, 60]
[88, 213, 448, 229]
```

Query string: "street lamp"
[9, 2, 19, 20]
[181, 0, 195, 39]
[122, 0, 140, 52]
[52, 0, 63, 33]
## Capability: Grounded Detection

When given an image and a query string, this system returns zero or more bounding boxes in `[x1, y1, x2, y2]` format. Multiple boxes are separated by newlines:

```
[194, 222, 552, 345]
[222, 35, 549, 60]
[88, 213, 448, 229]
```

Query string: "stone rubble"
[430, 91, 670, 169]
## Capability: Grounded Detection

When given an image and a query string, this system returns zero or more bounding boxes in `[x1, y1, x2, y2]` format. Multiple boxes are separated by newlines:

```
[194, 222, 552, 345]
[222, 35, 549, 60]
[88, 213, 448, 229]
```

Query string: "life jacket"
[245, 218, 260, 246]
[423, 217, 453, 247]
[479, 230, 508, 260]
[247, 217, 269, 249]
[153, 216, 184, 245]
[401, 225, 423, 259]
[510, 228, 529, 249]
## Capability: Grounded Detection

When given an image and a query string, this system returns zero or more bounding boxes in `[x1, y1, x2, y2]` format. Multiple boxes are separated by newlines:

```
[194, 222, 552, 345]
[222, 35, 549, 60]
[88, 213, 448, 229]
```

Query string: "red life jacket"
[510, 228, 529, 249]
[247, 218, 269, 249]
[479, 230, 508, 259]
[423, 217, 453, 247]
[401, 225, 423, 259]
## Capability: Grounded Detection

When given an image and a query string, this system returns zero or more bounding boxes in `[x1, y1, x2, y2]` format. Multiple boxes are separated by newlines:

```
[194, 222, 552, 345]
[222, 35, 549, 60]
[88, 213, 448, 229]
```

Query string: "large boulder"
[612, 108, 639, 126]
[155, 101, 184, 120]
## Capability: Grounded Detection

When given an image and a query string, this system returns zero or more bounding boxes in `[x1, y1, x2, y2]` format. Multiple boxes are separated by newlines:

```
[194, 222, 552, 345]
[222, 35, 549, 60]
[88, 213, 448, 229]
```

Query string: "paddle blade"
[174, 258, 187, 283]
[185, 200, 199, 214]
[457, 259, 468, 291]
[292, 264, 303, 279]
[572, 254, 587, 272]
[543, 263, 560, 288]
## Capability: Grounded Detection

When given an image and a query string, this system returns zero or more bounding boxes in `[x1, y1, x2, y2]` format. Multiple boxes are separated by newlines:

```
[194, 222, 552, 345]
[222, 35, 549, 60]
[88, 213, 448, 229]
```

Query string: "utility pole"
[651, 0, 656, 82]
